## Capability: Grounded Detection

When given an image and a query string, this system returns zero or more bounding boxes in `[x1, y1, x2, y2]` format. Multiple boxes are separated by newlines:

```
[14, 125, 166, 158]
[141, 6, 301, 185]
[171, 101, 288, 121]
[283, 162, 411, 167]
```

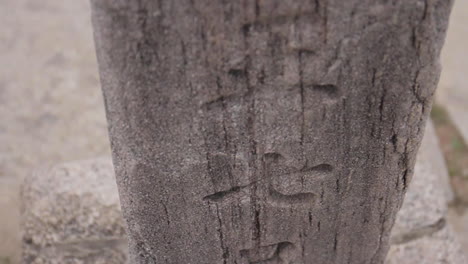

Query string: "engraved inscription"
[203, 152, 334, 208]
[267, 156, 333, 207]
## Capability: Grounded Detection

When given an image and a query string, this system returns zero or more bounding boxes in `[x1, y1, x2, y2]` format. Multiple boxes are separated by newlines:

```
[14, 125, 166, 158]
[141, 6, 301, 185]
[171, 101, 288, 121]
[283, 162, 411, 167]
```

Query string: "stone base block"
[387, 225, 466, 264]
[21, 158, 127, 264]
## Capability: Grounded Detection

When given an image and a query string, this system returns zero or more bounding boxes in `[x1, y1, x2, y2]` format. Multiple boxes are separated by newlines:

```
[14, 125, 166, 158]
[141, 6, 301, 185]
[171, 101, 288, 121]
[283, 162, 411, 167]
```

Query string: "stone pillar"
[90, 1, 453, 263]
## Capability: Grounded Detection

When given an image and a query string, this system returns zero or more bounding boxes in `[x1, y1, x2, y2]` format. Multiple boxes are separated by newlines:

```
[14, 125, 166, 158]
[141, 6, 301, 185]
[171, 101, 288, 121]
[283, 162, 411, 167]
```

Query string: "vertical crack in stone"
[216, 77, 230, 150]
[411, 70, 424, 105]
[299, 52, 306, 148]
[314, 0, 320, 13]
[370, 192, 390, 263]
[295, 12, 306, 149]
[322, 0, 328, 44]
[379, 88, 386, 122]
[161, 200, 171, 226]
[333, 231, 338, 252]
[241, 14, 260, 245]
[422, 0, 429, 21]
[402, 136, 411, 191]
[254, 0, 260, 18]
[215, 204, 229, 264]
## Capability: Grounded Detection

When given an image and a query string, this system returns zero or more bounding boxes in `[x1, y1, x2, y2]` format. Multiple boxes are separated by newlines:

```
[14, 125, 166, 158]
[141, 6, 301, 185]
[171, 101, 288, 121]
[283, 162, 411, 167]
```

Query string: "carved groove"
[240, 242, 296, 264]
[306, 84, 339, 97]
[201, 93, 246, 110]
[268, 188, 316, 207]
[203, 184, 250, 203]
[301, 163, 333, 173]
[242, 10, 317, 30]
[203, 152, 333, 207]
[202, 95, 229, 110]
[263, 152, 283, 163]
[228, 68, 246, 78]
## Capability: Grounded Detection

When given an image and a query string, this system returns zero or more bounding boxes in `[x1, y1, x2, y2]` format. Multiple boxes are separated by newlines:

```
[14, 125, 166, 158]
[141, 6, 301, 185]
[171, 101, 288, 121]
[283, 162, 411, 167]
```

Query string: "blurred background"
[0, 0, 467, 263]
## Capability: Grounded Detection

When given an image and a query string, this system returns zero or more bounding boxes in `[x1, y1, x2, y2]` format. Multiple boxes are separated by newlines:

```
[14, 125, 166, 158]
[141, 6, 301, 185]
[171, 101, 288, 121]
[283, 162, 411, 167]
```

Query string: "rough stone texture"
[91, 1, 453, 263]
[391, 121, 449, 237]
[16, 127, 464, 264]
[17, 122, 462, 264]
[21, 158, 127, 264]
[448, 208, 468, 260]
[387, 225, 466, 264]
[386, 118, 466, 263]
[0, 0, 110, 261]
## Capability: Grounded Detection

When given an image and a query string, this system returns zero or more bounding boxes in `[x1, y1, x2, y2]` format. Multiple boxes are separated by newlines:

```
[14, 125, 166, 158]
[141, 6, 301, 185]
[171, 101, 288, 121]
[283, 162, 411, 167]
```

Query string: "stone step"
[21, 158, 127, 264]
[21, 122, 465, 263]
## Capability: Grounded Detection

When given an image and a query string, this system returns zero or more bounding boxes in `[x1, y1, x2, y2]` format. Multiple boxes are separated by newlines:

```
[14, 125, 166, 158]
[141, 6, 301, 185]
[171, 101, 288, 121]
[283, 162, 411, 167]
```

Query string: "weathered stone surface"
[387, 118, 465, 263]
[91, 0, 453, 263]
[18, 138, 462, 264]
[21, 158, 127, 264]
[391, 121, 448, 237]
[387, 225, 466, 264]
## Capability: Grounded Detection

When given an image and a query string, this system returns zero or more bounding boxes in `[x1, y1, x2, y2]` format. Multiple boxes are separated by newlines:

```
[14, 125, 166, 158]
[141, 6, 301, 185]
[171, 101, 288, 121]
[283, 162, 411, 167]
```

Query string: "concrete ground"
[1, 0, 467, 263]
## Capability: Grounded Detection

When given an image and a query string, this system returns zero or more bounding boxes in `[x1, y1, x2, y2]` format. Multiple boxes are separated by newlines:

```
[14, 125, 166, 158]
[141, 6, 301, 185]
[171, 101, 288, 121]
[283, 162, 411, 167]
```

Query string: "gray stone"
[387, 119, 466, 263]
[18, 150, 463, 263]
[21, 158, 127, 264]
[421, 120, 454, 203]
[448, 208, 468, 260]
[386, 225, 466, 264]
[91, 0, 453, 262]
[391, 122, 449, 237]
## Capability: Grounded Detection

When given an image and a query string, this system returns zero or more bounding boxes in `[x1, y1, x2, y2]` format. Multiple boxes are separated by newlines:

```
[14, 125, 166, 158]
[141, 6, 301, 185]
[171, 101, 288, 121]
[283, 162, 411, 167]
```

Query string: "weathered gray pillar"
[90, 1, 452, 263]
